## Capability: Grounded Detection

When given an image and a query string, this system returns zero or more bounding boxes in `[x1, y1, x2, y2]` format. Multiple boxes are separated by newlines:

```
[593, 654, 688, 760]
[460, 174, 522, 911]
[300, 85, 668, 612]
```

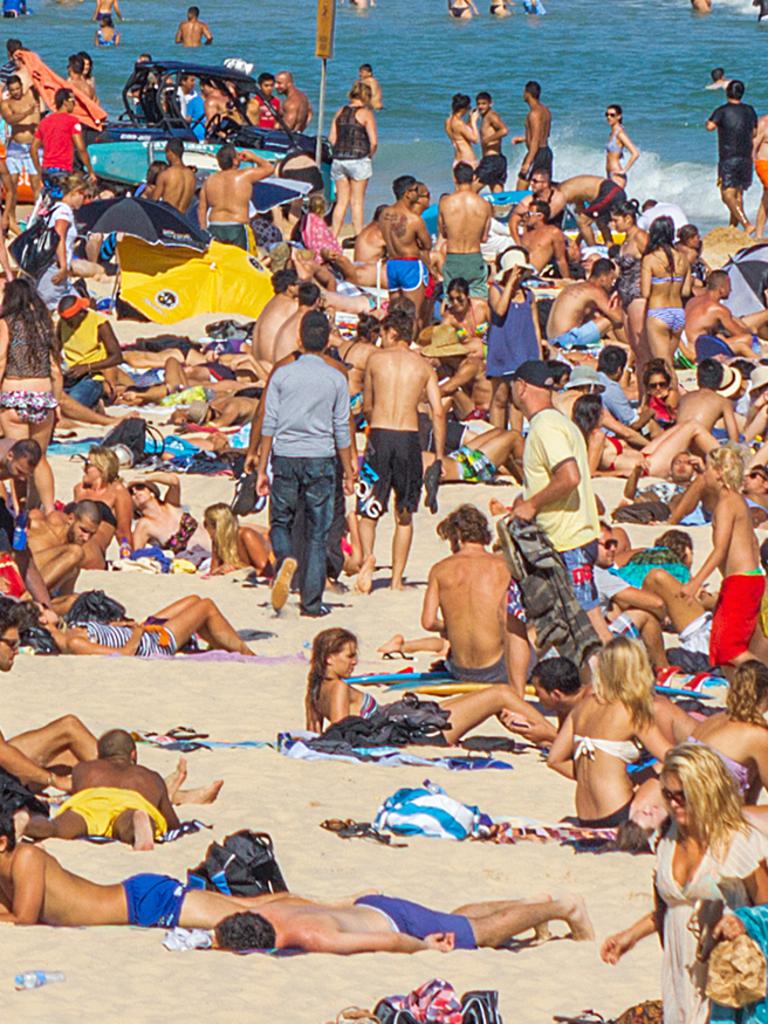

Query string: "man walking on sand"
[438, 161, 492, 298]
[359, 308, 445, 591]
[707, 79, 757, 233]
[379, 174, 433, 331]
[175, 6, 213, 46]
[197, 143, 274, 251]
[513, 80, 553, 190]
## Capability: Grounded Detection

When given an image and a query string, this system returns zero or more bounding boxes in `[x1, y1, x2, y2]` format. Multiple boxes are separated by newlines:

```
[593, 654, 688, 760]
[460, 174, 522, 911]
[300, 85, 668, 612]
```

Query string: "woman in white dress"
[601, 743, 768, 1023]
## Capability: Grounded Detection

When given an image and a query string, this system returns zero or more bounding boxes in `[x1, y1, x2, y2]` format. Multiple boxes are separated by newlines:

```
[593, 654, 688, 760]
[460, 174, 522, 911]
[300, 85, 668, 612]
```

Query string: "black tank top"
[334, 105, 370, 160]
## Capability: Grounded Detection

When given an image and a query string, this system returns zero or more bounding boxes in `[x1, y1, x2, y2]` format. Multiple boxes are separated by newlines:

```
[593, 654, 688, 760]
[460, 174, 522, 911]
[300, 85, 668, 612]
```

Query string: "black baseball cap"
[510, 359, 556, 388]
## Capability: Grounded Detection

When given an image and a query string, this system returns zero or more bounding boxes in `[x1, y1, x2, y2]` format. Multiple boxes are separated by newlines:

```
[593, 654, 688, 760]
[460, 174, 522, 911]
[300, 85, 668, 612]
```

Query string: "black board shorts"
[363, 428, 423, 517]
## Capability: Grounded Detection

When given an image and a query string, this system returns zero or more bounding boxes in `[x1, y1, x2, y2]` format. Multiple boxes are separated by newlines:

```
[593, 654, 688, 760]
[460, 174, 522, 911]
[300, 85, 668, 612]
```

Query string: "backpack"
[187, 830, 288, 897]
[10, 211, 59, 279]
[374, 981, 502, 1024]
[102, 418, 165, 465]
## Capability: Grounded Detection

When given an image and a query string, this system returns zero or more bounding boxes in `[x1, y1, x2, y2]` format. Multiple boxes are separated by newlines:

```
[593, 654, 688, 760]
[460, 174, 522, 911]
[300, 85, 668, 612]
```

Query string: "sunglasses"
[662, 786, 686, 806]
[647, 380, 668, 390]
[748, 470, 768, 480]
[600, 539, 619, 550]
[0, 636, 19, 652]
[605, 111, 618, 118]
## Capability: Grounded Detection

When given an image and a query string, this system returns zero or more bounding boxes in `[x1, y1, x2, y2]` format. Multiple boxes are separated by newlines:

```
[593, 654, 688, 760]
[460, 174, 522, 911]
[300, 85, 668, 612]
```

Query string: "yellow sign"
[316, 0, 335, 59]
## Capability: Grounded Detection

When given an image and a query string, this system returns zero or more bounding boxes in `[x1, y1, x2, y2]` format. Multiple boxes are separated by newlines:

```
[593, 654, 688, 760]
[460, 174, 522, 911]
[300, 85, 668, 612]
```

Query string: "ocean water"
[14, 0, 768, 225]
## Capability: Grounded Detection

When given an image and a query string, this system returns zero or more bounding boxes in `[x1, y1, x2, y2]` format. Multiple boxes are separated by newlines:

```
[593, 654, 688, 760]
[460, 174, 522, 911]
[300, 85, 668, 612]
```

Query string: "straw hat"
[750, 364, 768, 391]
[418, 322, 468, 358]
[717, 364, 743, 399]
[498, 246, 537, 278]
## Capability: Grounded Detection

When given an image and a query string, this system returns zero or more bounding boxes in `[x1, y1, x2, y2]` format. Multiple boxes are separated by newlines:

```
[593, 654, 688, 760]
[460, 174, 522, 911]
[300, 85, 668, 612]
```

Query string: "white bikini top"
[573, 735, 640, 764]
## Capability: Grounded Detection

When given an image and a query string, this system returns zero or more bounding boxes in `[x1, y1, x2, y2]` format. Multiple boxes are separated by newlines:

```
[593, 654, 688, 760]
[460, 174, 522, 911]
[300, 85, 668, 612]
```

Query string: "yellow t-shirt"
[61, 310, 108, 382]
[523, 407, 599, 552]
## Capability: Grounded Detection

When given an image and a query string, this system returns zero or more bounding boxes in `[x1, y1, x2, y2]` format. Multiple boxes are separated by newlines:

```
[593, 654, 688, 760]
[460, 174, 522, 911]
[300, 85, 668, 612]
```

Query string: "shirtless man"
[0, 813, 594, 946]
[677, 358, 740, 439]
[445, 93, 478, 168]
[275, 71, 312, 132]
[680, 446, 764, 673]
[357, 64, 382, 110]
[422, 504, 535, 696]
[474, 91, 508, 194]
[509, 170, 566, 238]
[353, 204, 387, 265]
[439, 162, 491, 298]
[92, 0, 122, 21]
[379, 176, 433, 328]
[559, 174, 625, 246]
[683, 270, 768, 358]
[0, 75, 40, 233]
[754, 111, 768, 237]
[251, 269, 299, 364]
[197, 144, 274, 250]
[175, 6, 213, 46]
[152, 138, 196, 212]
[513, 81, 552, 190]
[28, 499, 101, 592]
[546, 258, 623, 349]
[270, 282, 322, 366]
[24, 729, 180, 851]
[66, 55, 96, 102]
[359, 308, 446, 590]
[521, 199, 569, 278]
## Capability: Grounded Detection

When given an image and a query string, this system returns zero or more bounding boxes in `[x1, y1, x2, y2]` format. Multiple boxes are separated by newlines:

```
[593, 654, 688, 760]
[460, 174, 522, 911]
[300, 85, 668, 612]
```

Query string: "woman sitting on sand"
[203, 503, 273, 577]
[422, 426, 522, 485]
[547, 638, 673, 827]
[304, 627, 546, 743]
[129, 473, 210, 558]
[601, 744, 768, 1022]
[47, 594, 254, 658]
[72, 445, 133, 554]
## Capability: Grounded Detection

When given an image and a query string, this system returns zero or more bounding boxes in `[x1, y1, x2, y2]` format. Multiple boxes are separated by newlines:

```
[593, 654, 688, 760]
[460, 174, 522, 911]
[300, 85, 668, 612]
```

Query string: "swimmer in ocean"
[690, 0, 712, 12]
[490, 0, 513, 15]
[92, 0, 122, 23]
[448, 0, 478, 20]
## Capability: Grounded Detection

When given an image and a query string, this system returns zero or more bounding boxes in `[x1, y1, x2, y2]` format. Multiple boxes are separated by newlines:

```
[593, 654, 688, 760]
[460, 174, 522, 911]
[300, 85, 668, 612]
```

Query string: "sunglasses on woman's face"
[600, 539, 619, 550]
[662, 786, 686, 806]
[647, 380, 668, 390]
[605, 111, 617, 119]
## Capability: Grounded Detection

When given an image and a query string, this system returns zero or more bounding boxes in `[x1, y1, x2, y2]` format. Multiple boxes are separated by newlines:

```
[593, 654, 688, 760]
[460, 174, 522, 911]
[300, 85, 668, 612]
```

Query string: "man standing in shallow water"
[513, 81, 553, 190]
[175, 6, 213, 47]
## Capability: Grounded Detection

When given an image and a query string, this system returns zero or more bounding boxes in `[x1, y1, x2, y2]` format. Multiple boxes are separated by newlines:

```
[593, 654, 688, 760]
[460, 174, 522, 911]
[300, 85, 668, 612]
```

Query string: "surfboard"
[15, 49, 108, 129]
[345, 671, 453, 687]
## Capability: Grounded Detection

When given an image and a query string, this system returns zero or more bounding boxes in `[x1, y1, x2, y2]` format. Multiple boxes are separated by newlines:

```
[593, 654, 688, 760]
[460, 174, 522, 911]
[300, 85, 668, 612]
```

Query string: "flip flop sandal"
[553, 1013, 606, 1023]
[423, 460, 441, 515]
[381, 651, 414, 661]
[335, 1008, 380, 1024]
[320, 819, 406, 847]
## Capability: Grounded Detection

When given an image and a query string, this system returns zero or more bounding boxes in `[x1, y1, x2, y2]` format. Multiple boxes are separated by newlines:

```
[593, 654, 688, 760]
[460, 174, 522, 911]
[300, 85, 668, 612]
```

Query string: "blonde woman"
[548, 637, 671, 826]
[329, 82, 377, 237]
[72, 445, 133, 553]
[203, 503, 273, 577]
[601, 744, 768, 1024]
[680, 445, 764, 672]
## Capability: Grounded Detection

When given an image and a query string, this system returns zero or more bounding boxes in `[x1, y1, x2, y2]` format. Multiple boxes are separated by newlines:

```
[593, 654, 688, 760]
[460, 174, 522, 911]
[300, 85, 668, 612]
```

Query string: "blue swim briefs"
[122, 873, 188, 928]
[386, 259, 429, 292]
[355, 894, 477, 949]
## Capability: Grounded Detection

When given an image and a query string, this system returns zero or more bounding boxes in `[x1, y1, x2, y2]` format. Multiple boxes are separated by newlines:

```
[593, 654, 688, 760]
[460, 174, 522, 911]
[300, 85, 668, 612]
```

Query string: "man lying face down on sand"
[0, 811, 593, 951]
[21, 729, 221, 851]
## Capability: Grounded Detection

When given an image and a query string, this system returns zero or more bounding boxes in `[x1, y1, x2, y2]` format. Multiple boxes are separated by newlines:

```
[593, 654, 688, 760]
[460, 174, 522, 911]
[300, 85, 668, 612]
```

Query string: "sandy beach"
[0, 433, 704, 1021]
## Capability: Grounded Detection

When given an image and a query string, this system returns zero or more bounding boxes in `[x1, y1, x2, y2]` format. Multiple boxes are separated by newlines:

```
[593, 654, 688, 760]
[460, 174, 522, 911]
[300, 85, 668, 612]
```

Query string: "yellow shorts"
[56, 786, 167, 839]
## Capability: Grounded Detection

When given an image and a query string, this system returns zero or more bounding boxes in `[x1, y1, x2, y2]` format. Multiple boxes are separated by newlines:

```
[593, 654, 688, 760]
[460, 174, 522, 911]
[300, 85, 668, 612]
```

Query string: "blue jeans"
[65, 376, 104, 408]
[269, 455, 336, 615]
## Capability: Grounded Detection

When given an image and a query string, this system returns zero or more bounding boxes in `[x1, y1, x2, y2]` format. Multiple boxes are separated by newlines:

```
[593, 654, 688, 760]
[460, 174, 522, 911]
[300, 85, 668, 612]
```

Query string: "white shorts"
[6, 140, 35, 177]
[679, 611, 712, 656]
[331, 157, 373, 182]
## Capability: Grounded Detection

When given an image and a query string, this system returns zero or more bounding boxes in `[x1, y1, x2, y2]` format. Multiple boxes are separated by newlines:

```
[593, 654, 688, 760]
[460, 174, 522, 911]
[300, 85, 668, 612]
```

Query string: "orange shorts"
[756, 159, 768, 188]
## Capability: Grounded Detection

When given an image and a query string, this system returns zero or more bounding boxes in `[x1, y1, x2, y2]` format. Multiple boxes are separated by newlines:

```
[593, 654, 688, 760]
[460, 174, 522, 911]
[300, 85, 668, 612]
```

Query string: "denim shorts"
[331, 157, 373, 182]
[560, 540, 600, 612]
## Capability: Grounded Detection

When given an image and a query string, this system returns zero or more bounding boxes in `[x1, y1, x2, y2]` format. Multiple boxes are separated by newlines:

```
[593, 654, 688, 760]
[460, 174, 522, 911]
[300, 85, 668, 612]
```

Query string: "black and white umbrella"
[724, 243, 768, 317]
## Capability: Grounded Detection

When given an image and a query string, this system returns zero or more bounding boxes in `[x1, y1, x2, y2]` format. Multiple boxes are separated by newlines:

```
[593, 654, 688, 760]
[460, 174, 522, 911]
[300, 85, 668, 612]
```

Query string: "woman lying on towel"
[46, 594, 255, 657]
[304, 627, 548, 744]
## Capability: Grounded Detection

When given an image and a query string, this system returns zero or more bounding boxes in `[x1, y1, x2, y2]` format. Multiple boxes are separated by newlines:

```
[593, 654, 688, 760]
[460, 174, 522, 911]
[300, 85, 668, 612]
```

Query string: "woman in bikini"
[304, 627, 548, 742]
[72, 445, 133, 554]
[604, 105, 640, 186]
[441, 277, 489, 357]
[610, 200, 649, 387]
[448, 0, 478, 18]
[203, 502, 273, 577]
[602, 743, 768, 1023]
[548, 637, 672, 827]
[128, 474, 210, 558]
[0, 280, 61, 513]
[633, 359, 678, 435]
[641, 215, 692, 374]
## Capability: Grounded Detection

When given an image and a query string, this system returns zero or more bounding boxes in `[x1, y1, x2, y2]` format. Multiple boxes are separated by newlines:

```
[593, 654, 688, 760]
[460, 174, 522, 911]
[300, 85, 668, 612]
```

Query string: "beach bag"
[10, 211, 58, 279]
[102, 418, 164, 464]
[706, 933, 767, 1008]
[460, 991, 502, 1024]
[613, 501, 670, 525]
[612, 1003, 663, 1024]
[0, 766, 49, 818]
[187, 829, 288, 897]
[64, 589, 126, 624]
[373, 781, 486, 841]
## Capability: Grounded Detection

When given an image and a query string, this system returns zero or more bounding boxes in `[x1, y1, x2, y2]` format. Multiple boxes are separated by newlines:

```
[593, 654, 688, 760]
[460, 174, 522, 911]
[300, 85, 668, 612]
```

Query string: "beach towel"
[83, 819, 209, 843]
[373, 781, 492, 840]
[655, 667, 725, 692]
[278, 735, 513, 772]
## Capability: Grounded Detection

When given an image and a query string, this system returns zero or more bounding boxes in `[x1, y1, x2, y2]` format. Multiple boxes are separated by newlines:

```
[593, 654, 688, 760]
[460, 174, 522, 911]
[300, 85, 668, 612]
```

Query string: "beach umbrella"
[117, 236, 273, 324]
[724, 244, 768, 317]
[75, 197, 210, 251]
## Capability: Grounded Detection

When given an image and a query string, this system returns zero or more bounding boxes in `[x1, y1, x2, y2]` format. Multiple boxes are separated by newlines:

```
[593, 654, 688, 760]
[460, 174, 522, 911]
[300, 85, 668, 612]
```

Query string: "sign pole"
[315, 0, 335, 166]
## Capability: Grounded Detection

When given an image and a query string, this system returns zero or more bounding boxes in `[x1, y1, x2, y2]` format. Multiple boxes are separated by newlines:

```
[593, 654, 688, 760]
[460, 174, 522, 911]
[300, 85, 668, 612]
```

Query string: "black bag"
[102, 418, 165, 464]
[613, 501, 671, 525]
[187, 829, 288, 897]
[0, 766, 49, 818]
[20, 624, 58, 655]
[65, 589, 126, 624]
[461, 991, 503, 1024]
[10, 212, 58, 279]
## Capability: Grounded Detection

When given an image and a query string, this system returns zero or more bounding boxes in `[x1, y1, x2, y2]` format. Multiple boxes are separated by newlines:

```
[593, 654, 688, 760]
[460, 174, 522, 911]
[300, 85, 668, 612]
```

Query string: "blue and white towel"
[374, 780, 492, 840]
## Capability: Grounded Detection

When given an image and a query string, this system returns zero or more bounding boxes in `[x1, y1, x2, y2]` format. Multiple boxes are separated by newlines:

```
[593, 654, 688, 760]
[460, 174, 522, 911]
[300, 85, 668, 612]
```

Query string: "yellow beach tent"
[117, 237, 274, 324]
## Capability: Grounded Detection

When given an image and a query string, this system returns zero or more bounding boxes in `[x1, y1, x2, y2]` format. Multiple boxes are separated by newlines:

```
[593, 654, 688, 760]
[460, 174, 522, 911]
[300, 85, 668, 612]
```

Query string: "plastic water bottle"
[119, 537, 132, 560]
[14, 970, 65, 990]
[11, 509, 27, 552]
